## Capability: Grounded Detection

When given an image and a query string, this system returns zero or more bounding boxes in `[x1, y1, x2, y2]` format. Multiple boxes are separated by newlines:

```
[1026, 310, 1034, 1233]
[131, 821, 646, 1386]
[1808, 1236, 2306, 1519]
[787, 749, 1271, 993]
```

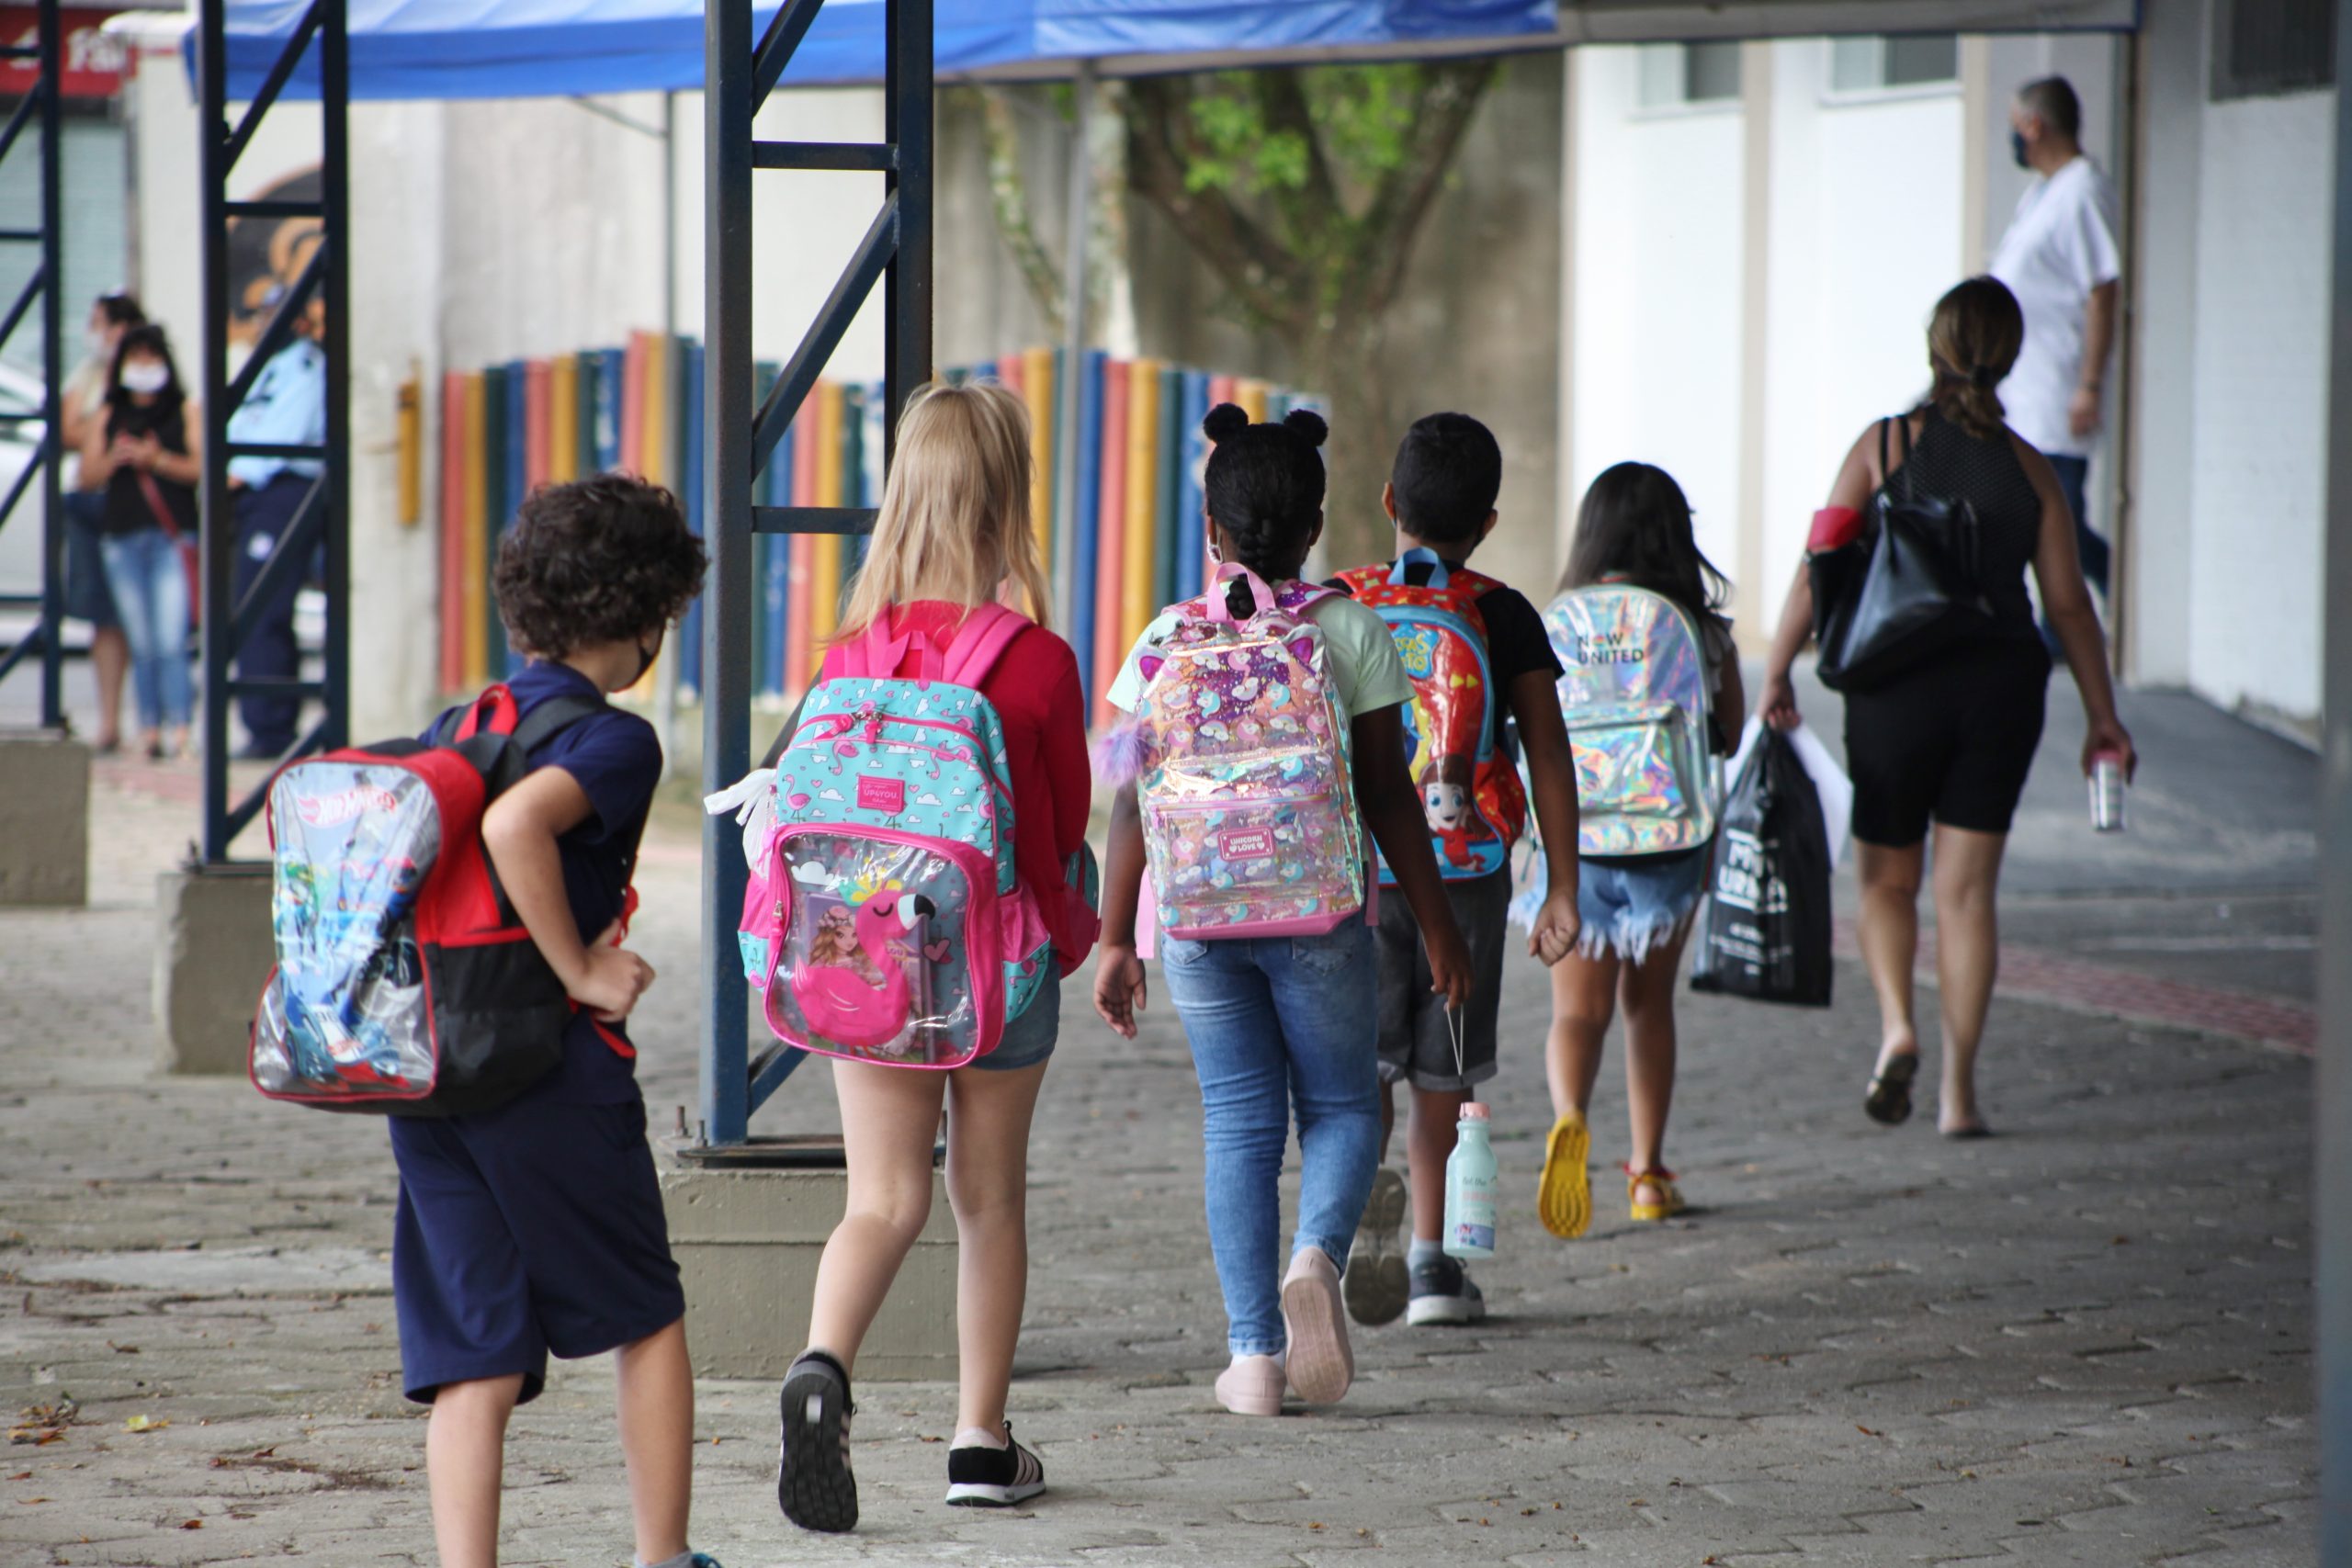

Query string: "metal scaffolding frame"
[195, 0, 350, 863]
[694, 0, 932, 1151]
[0, 0, 68, 728]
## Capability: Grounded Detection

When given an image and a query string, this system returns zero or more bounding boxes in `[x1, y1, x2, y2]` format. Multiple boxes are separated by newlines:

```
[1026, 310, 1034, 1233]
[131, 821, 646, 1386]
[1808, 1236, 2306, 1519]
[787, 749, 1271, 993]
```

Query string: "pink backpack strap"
[939, 602, 1027, 688]
[834, 615, 913, 681]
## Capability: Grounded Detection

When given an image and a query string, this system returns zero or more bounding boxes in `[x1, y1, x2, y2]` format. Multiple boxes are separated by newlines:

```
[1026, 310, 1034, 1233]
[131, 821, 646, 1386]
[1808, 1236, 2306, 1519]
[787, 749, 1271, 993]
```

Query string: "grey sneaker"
[777, 1349, 858, 1533]
[1343, 1166, 1410, 1326]
[1405, 1252, 1487, 1326]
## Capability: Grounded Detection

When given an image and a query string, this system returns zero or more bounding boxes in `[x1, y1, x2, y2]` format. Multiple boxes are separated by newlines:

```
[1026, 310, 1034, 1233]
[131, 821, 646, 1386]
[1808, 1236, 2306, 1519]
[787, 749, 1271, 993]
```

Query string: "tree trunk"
[1297, 325, 1397, 570]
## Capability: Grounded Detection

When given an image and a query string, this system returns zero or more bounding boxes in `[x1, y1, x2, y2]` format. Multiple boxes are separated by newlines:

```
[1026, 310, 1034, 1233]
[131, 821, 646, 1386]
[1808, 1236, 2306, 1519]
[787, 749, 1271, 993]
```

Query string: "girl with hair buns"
[1093, 402, 1471, 1417]
[1758, 276, 2134, 1138]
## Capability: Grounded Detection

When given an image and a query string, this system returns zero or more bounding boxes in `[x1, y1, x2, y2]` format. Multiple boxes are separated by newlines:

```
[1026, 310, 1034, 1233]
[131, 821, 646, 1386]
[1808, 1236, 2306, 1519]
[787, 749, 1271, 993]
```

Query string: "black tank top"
[1888, 408, 2042, 633]
[100, 401, 198, 539]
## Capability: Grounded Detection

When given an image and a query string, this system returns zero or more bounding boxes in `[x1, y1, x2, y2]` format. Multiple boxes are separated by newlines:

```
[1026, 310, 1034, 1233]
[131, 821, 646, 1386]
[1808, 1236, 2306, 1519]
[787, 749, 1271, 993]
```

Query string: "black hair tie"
[1969, 365, 2002, 389]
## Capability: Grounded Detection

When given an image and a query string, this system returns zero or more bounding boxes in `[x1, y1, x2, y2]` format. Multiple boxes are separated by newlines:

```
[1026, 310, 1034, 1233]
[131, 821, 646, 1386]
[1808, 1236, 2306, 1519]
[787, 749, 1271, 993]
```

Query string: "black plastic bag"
[1689, 728, 1833, 1007]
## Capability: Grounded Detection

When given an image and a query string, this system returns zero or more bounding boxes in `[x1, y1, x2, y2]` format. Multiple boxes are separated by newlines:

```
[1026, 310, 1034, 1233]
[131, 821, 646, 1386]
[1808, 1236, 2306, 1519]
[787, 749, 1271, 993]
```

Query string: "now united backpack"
[1131, 565, 1368, 940]
[1544, 582, 1718, 857]
[730, 603, 1050, 1070]
[251, 685, 609, 1115]
[1336, 547, 1526, 882]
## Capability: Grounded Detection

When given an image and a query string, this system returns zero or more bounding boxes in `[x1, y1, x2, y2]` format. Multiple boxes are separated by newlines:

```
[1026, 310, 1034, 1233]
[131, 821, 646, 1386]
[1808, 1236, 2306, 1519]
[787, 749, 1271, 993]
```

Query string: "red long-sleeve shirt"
[819, 602, 1096, 968]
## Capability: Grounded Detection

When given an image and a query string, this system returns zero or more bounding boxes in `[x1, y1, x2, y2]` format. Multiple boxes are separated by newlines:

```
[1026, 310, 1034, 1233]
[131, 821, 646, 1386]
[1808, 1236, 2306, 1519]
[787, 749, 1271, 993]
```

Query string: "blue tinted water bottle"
[1443, 1101, 1498, 1259]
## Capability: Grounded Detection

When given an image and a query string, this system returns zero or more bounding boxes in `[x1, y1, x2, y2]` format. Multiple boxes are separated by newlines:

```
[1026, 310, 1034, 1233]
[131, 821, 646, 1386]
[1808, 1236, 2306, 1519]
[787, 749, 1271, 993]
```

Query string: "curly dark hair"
[493, 473, 707, 658]
[1201, 402, 1328, 612]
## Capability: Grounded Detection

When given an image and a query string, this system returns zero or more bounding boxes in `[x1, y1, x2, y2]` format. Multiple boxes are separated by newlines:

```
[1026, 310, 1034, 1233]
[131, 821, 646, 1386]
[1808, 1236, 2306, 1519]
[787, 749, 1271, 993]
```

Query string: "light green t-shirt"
[1105, 589, 1413, 718]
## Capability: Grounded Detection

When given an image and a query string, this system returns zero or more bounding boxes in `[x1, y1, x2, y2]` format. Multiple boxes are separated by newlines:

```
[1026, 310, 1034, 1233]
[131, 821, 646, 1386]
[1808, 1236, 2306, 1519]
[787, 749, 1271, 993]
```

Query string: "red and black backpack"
[249, 684, 609, 1116]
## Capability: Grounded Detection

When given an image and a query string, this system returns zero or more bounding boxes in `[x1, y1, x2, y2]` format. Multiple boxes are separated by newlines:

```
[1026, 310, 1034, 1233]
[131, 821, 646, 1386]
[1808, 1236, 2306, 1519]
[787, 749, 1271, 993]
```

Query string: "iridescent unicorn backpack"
[1127, 566, 1369, 939]
[1336, 547, 1526, 882]
[1544, 583, 1719, 857]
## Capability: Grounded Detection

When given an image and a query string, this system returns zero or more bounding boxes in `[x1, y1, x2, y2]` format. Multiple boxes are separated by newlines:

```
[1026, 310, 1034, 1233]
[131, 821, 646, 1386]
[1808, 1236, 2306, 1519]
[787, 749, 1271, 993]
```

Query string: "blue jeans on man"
[232, 471, 311, 756]
[1158, 922, 1382, 1358]
[2041, 455, 2107, 654]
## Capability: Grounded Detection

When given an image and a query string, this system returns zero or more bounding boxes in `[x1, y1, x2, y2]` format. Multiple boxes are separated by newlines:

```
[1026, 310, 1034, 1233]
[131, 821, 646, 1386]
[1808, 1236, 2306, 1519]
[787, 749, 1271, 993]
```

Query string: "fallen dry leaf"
[178, 1518, 202, 1529]
[122, 1416, 169, 1434]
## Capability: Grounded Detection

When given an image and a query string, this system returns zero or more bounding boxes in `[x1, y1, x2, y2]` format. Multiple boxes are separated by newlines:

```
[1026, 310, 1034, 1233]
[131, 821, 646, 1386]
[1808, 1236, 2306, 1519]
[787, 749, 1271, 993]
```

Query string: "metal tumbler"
[2089, 754, 2127, 833]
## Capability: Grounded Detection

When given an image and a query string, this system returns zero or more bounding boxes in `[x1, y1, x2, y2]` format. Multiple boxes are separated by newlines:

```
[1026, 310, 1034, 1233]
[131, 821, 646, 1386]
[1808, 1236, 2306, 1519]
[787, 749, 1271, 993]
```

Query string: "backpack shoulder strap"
[508, 694, 609, 757]
[939, 602, 1026, 689]
[1333, 564, 1383, 597]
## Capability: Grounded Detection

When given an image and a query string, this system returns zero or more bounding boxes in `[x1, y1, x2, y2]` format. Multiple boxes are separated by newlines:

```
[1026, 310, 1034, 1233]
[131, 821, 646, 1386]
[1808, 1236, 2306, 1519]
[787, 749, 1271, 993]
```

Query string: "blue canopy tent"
[213, 0, 1559, 99]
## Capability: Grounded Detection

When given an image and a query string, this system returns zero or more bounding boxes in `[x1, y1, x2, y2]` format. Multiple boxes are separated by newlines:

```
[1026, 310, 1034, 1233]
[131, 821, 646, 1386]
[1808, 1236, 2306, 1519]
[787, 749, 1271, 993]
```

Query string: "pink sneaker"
[1214, 1354, 1285, 1417]
[1280, 1247, 1354, 1404]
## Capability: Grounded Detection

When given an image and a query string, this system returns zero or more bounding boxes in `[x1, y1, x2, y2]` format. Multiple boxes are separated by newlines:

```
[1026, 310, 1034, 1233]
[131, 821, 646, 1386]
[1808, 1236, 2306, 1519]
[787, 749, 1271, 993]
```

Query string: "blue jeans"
[99, 527, 191, 731]
[1159, 920, 1381, 1358]
[2049, 455, 2107, 598]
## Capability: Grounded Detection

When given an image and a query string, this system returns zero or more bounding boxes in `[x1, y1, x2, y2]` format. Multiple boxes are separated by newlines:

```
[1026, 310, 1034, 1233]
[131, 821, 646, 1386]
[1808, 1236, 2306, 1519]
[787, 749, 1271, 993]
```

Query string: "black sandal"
[1864, 1052, 1918, 1126]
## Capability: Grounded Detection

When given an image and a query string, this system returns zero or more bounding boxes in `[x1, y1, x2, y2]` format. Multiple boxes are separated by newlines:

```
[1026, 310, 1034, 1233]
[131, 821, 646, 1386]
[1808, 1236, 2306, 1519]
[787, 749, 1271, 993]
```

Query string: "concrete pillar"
[658, 1143, 956, 1382]
[154, 863, 273, 1075]
[0, 731, 88, 907]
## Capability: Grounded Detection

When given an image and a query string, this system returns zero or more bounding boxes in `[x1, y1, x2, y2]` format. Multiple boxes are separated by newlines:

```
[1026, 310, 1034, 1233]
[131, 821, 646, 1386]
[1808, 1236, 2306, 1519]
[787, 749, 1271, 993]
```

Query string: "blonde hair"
[836, 379, 1049, 639]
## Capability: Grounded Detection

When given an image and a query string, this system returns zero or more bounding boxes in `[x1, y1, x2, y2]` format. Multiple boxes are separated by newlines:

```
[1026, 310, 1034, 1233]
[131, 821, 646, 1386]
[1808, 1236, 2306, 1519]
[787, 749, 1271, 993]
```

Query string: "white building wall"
[1566, 47, 1747, 584]
[2181, 88, 2334, 725]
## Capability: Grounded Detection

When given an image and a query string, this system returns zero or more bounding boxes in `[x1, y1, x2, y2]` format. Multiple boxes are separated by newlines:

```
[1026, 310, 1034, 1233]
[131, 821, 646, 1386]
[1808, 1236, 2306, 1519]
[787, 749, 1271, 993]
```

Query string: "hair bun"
[1281, 407, 1329, 448]
[1202, 402, 1250, 444]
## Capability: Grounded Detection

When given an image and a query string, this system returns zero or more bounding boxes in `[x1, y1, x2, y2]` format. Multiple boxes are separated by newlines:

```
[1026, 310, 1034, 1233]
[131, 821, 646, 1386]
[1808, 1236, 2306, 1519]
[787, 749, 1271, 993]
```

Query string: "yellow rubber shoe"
[1625, 1165, 1686, 1223]
[1536, 1111, 1591, 1239]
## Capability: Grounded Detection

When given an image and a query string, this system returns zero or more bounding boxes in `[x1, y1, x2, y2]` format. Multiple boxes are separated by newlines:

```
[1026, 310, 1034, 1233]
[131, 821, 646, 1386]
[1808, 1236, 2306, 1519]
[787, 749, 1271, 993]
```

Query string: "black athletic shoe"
[1405, 1253, 1487, 1326]
[944, 1423, 1046, 1508]
[777, 1350, 858, 1533]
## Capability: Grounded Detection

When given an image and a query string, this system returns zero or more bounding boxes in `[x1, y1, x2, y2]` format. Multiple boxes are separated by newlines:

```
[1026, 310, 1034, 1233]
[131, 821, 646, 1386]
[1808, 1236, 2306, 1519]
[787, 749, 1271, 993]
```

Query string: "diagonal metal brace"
[229, 476, 324, 653]
[750, 193, 897, 481]
[752, 0, 825, 113]
[225, 241, 326, 417]
[223, 0, 322, 174]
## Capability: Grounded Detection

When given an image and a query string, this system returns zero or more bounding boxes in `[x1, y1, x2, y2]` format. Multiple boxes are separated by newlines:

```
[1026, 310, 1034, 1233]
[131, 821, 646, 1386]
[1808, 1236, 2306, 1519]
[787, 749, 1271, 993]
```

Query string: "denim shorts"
[971, 967, 1060, 1072]
[1577, 847, 1713, 963]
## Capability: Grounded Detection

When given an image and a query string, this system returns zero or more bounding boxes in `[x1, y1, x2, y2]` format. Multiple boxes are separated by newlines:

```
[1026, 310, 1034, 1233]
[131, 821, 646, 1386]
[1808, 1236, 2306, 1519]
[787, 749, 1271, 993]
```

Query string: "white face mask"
[86, 328, 108, 358]
[119, 361, 169, 396]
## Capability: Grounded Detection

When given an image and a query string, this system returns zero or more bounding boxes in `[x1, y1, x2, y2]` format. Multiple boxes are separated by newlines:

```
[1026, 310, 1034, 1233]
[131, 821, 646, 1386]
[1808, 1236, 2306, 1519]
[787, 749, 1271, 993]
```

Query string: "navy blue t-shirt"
[426, 661, 662, 1104]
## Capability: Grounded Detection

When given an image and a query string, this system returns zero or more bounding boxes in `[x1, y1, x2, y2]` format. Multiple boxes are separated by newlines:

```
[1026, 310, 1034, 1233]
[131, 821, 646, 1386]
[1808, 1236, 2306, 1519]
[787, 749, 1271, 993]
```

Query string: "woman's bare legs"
[1856, 839, 1927, 1078]
[1544, 951, 1619, 1122]
[1928, 824, 2008, 1134]
[942, 1059, 1050, 1435]
[805, 1062, 947, 1369]
[1617, 930, 1690, 1205]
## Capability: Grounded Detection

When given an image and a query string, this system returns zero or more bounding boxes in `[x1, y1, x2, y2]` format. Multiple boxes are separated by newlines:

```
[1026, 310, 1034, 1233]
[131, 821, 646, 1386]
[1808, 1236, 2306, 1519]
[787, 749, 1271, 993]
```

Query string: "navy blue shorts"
[389, 1091, 684, 1404]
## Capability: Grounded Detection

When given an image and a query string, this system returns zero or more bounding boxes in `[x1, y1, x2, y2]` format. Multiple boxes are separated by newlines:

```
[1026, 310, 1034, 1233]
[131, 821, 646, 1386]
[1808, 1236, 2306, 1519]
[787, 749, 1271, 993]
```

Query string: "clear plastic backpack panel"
[766, 832, 982, 1066]
[254, 763, 443, 1100]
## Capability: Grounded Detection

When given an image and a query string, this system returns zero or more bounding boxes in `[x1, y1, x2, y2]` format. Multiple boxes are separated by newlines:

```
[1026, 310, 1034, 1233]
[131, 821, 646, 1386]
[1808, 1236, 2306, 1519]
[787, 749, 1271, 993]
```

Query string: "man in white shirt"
[1989, 75, 2120, 604]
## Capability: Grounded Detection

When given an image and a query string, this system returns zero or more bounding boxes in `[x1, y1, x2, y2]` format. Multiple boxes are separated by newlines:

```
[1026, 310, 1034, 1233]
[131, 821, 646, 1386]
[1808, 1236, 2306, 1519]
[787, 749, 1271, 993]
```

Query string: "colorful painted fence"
[436, 336, 1314, 722]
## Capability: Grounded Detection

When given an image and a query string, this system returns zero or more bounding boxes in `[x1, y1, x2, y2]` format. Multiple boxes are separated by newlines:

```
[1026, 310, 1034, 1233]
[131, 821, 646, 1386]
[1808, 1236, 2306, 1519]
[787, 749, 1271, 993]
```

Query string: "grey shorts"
[1374, 866, 1510, 1092]
[971, 968, 1059, 1073]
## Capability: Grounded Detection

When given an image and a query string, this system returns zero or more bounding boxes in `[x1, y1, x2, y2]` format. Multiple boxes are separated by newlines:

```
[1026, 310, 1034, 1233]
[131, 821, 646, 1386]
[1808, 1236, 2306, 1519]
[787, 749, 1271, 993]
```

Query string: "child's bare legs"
[1405, 1087, 1464, 1244]
[425, 1373, 525, 1568]
[615, 1319, 694, 1565]
[943, 1059, 1049, 1434]
[1618, 930, 1690, 1205]
[1544, 951, 1619, 1121]
[1856, 839, 1926, 1075]
[1928, 824, 2008, 1133]
[807, 1062, 947, 1367]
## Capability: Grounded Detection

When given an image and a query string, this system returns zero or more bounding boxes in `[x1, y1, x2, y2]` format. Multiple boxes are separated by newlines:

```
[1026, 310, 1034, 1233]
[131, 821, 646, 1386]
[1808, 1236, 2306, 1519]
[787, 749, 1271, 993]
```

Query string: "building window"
[1636, 40, 1744, 108]
[1828, 34, 1960, 94]
[2211, 0, 2335, 99]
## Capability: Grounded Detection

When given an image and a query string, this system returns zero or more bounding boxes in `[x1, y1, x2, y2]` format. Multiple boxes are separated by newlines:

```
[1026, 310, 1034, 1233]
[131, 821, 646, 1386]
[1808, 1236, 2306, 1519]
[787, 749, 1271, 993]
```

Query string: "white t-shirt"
[1989, 156, 2121, 458]
[1105, 590, 1413, 719]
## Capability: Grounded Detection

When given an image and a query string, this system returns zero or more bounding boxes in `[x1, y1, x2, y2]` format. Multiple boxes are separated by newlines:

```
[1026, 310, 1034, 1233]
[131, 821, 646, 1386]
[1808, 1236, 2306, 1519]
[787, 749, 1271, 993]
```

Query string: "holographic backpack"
[1131, 567, 1368, 940]
[251, 686, 608, 1115]
[1544, 583, 1719, 857]
[730, 604, 1054, 1070]
[1337, 547, 1527, 882]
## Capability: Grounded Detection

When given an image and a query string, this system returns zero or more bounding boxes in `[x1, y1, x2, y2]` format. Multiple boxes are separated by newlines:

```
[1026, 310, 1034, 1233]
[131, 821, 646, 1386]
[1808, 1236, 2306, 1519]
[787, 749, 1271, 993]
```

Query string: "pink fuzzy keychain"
[1091, 721, 1151, 786]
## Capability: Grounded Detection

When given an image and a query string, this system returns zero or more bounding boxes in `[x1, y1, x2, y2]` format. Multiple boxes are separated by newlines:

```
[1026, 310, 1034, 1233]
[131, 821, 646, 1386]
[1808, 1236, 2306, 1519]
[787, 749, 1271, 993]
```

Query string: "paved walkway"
[0, 685, 2318, 1567]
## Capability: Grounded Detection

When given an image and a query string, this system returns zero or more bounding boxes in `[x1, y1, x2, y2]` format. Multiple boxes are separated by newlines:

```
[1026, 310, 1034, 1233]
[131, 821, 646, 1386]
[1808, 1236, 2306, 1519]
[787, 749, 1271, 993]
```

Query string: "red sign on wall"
[0, 8, 129, 100]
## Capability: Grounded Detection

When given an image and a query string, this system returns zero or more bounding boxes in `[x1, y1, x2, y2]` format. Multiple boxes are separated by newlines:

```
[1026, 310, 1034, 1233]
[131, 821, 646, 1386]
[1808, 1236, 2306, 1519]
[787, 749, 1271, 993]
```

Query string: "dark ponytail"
[1919, 276, 2025, 443]
[1200, 402, 1329, 613]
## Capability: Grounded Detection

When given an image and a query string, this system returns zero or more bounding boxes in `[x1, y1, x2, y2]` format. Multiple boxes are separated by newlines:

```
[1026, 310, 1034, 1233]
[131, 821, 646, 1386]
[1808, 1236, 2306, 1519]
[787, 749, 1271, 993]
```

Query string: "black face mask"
[2010, 129, 2031, 170]
[631, 632, 662, 686]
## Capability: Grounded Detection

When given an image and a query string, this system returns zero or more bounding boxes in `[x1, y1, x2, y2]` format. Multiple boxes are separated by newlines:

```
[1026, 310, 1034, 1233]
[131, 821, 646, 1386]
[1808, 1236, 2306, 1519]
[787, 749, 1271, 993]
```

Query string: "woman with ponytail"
[1757, 276, 2134, 1137]
[1092, 404, 1471, 1417]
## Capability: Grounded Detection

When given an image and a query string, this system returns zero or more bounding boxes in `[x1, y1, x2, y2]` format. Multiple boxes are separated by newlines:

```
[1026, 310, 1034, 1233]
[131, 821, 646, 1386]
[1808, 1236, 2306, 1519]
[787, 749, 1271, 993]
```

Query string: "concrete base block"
[658, 1143, 957, 1382]
[156, 864, 274, 1076]
[0, 730, 88, 906]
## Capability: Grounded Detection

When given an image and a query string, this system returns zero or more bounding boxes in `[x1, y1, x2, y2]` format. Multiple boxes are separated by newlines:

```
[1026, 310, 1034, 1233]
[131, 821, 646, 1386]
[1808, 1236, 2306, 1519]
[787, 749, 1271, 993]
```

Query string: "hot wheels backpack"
[1336, 547, 1526, 882]
[731, 604, 1051, 1069]
[251, 685, 608, 1115]
[1544, 582, 1718, 857]
[1130, 566, 1368, 940]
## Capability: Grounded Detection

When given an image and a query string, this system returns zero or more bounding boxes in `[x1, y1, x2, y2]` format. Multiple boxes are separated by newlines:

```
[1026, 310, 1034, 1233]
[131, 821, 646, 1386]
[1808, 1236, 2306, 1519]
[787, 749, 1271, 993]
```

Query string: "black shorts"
[1842, 637, 2052, 847]
[1374, 865, 1510, 1092]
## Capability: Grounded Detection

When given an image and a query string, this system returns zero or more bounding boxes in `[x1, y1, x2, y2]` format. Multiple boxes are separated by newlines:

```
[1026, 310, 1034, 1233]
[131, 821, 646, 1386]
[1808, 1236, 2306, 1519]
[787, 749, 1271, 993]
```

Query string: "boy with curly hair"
[393, 474, 720, 1568]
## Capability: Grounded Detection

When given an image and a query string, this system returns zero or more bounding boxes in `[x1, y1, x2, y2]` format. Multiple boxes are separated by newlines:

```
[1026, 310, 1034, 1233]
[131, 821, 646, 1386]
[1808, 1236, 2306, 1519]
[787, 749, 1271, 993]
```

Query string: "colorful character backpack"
[1124, 565, 1368, 940]
[1336, 547, 1526, 882]
[721, 604, 1052, 1069]
[1544, 582, 1718, 857]
[251, 686, 608, 1115]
